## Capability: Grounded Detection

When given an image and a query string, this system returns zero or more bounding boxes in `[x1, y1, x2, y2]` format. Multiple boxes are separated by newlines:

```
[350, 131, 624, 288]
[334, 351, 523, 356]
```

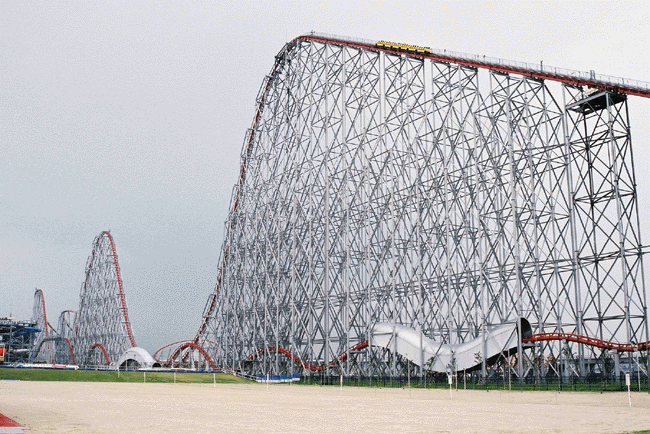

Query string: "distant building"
[0, 318, 40, 364]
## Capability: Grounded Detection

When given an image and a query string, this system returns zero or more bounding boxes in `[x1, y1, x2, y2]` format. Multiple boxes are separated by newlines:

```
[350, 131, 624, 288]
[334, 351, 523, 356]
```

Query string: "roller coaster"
[195, 33, 649, 381]
[27, 33, 650, 383]
[29, 231, 142, 367]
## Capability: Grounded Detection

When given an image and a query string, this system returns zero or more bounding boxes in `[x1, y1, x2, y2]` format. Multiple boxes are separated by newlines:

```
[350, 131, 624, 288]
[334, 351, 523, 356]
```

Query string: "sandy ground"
[1, 380, 649, 434]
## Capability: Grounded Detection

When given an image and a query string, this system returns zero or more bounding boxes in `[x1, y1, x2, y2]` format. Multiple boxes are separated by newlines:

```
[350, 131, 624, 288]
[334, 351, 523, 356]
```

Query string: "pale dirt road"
[1, 380, 649, 433]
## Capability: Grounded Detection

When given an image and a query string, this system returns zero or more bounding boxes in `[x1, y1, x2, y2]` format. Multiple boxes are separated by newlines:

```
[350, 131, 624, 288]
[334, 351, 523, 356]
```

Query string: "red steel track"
[193, 46, 284, 345]
[248, 334, 648, 373]
[62, 337, 76, 365]
[247, 341, 369, 372]
[102, 231, 136, 348]
[31, 337, 76, 365]
[90, 342, 111, 365]
[524, 333, 650, 352]
[153, 340, 193, 362]
[298, 34, 650, 99]
[159, 341, 217, 369]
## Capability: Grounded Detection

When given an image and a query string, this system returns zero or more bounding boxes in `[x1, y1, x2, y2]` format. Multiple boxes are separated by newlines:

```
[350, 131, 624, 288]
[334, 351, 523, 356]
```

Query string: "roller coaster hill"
[24, 33, 650, 386]
[25, 232, 157, 370]
[195, 33, 650, 385]
[26, 232, 213, 370]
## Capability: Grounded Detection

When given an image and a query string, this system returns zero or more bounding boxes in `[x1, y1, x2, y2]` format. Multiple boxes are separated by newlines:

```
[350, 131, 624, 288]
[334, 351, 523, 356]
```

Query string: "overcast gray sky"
[2, 1, 650, 354]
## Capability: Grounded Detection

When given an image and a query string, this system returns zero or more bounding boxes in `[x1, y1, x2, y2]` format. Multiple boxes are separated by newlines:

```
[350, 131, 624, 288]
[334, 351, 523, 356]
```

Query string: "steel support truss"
[71, 231, 136, 366]
[199, 37, 648, 381]
[30, 288, 55, 363]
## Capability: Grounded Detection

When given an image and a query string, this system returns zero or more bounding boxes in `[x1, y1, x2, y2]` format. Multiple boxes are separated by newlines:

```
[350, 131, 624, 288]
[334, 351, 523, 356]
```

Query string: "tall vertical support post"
[565, 88, 648, 377]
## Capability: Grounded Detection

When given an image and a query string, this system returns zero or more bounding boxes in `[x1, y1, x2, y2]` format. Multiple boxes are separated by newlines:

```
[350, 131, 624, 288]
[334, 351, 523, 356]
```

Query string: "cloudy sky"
[2, 1, 649, 354]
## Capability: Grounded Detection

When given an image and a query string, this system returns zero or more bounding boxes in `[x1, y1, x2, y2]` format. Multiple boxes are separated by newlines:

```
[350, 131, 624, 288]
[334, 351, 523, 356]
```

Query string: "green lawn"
[0, 368, 250, 384]
[298, 376, 648, 393]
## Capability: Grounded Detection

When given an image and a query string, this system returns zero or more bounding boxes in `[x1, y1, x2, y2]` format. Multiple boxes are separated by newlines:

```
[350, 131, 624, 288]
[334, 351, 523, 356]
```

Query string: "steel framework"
[71, 231, 136, 366]
[27, 232, 136, 367]
[55, 310, 76, 364]
[30, 288, 55, 363]
[199, 34, 648, 381]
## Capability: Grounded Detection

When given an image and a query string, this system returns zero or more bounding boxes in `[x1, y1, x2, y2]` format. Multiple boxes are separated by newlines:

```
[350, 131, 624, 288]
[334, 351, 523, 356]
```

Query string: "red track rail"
[524, 333, 650, 352]
[243, 332, 649, 375]
[193, 48, 285, 345]
[165, 341, 217, 369]
[102, 231, 136, 348]
[63, 338, 76, 365]
[247, 341, 369, 372]
[298, 34, 650, 99]
[250, 335, 648, 373]
[153, 340, 193, 362]
[90, 342, 111, 365]
[32, 337, 76, 365]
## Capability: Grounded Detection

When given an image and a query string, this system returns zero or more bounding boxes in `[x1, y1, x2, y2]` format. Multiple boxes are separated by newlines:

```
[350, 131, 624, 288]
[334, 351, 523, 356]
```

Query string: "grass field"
[300, 376, 648, 393]
[1, 367, 648, 394]
[0, 368, 249, 384]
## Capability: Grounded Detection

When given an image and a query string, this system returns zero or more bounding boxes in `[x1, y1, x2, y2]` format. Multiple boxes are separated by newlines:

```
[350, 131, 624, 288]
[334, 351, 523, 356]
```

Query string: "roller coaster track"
[102, 231, 136, 348]
[31, 288, 58, 363]
[194, 54, 284, 346]
[32, 337, 76, 365]
[90, 342, 110, 365]
[72, 231, 136, 366]
[524, 333, 650, 352]
[153, 340, 193, 362]
[246, 341, 369, 372]
[300, 33, 650, 99]
[35, 289, 49, 339]
[194, 32, 650, 349]
[155, 340, 217, 369]
[247, 332, 650, 375]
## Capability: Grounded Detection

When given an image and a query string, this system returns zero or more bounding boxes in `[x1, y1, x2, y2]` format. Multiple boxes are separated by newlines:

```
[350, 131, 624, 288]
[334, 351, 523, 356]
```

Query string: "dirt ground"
[1, 380, 649, 433]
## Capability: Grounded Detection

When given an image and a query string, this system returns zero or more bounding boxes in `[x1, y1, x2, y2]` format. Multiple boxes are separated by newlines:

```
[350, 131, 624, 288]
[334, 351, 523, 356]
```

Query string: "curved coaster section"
[154, 340, 217, 370]
[247, 341, 369, 372]
[371, 319, 532, 372]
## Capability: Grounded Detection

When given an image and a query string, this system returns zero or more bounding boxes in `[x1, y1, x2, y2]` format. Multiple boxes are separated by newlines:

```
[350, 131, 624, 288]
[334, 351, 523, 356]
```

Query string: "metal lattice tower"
[55, 310, 76, 364]
[30, 288, 55, 363]
[72, 231, 136, 366]
[198, 34, 649, 380]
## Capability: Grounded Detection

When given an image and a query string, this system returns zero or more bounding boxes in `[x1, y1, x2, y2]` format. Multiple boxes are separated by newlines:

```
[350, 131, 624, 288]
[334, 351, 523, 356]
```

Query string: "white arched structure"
[370, 319, 531, 373]
[115, 347, 160, 369]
